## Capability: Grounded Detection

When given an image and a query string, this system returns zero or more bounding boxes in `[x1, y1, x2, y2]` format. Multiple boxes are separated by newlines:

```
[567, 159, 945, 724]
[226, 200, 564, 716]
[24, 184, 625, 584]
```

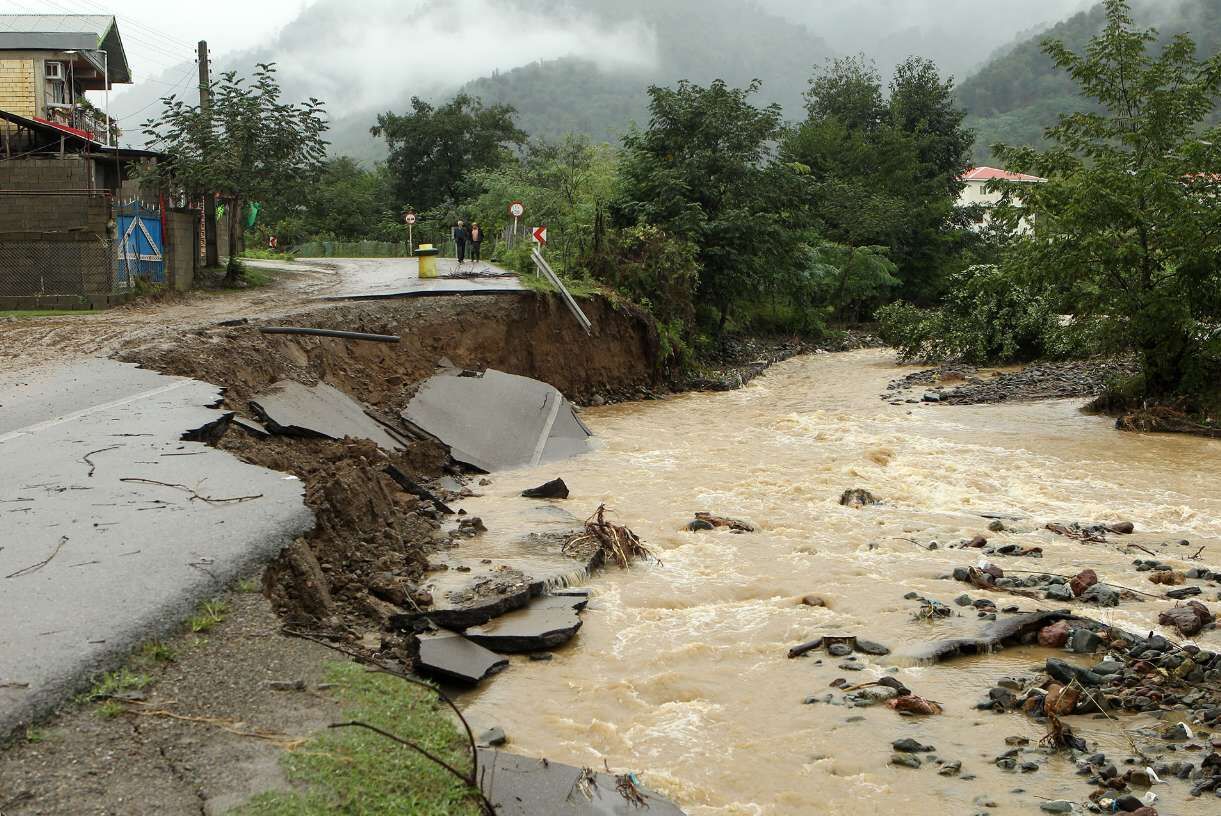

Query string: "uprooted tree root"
[565, 504, 657, 568]
[1116, 406, 1221, 438]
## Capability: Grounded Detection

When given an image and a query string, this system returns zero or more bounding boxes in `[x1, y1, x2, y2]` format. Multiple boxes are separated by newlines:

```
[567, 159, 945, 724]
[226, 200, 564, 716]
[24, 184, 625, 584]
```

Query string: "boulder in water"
[839, 489, 878, 508]
[521, 478, 570, 500]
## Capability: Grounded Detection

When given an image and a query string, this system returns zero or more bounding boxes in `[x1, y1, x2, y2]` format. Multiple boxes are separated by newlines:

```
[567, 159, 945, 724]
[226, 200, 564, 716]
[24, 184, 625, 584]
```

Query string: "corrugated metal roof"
[0, 15, 130, 84]
[0, 14, 115, 38]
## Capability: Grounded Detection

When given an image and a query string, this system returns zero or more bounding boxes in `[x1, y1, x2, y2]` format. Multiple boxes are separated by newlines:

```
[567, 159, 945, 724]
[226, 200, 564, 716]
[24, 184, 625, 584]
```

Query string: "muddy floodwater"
[460, 349, 1221, 815]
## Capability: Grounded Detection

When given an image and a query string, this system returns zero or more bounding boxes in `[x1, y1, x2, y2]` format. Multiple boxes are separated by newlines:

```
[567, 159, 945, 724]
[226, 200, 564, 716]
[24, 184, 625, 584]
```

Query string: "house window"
[46, 79, 67, 106]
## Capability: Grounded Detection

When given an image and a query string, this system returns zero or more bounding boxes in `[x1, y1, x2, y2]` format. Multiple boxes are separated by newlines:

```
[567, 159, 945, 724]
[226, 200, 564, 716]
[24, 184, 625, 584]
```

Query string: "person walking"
[453, 220, 469, 264]
[469, 222, 484, 263]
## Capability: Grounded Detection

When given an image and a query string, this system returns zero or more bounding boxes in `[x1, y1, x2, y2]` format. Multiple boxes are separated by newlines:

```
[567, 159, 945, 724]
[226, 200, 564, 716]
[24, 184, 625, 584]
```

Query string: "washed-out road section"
[0, 359, 313, 736]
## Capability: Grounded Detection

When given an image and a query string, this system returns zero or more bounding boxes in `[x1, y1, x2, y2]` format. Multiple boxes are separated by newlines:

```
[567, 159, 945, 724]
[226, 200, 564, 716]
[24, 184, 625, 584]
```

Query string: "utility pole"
[198, 40, 219, 268]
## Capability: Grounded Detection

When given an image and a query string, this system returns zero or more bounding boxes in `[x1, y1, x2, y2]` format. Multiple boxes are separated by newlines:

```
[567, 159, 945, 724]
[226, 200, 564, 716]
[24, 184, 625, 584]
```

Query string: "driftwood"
[565, 505, 654, 568]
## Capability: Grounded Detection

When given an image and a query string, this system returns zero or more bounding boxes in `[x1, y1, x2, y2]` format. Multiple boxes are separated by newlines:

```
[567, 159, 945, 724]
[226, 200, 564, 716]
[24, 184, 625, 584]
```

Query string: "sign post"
[509, 201, 525, 245]
[404, 211, 417, 255]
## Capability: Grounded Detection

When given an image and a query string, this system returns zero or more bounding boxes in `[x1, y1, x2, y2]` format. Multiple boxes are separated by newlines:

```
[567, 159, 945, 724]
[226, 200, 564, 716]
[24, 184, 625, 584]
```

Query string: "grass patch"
[188, 598, 229, 633]
[232, 662, 482, 816]
[24, 726, 49, 743]
[76, 667, 152, 704]
[517, 271, 602, 299]
[241, 248, 298, 262]
[138, 640, 176, 664]
[0, 309, 87, 319]
[96, 700, 126, 719]
[235, 577, 261, 593]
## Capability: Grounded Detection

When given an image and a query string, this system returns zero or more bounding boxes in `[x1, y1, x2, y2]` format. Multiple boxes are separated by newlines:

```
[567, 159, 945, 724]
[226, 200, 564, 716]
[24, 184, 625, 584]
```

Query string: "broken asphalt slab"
[0, 359, 313, 737]
[416, 632, 508, 685]
[250, 379, 406, 450]
[402, 368, 592, 472]
[463, 605, 583, 653]
[478, 749, 686, 815]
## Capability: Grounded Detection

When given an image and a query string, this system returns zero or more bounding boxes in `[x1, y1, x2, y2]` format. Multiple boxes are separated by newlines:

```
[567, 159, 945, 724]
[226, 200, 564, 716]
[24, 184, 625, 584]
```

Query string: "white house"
[958, 166, 1046, 232]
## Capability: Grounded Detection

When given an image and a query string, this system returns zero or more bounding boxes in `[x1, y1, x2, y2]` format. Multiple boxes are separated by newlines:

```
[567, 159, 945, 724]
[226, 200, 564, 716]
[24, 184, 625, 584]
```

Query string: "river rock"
[800, 594, 827, 607]
[1046, 584, 1075, 602]
[839, 489, 878, 508]
[1159, 602, 1214, 636]
[1080, 584, 1120, 607]
[1071, 569, 1099, 597]
[1040, 801, 1073, 813]
[1166, 586, 1202, 600]
[521, 478, 570, 500]
[893, 738, 935, 753]
[1047, 657, 1103, 687]
[828, 642, 853, 657]
[855, 639, 891, 656]
[1108, 522, 1136, 535]
[1068, 628, 1104, 654]
[1039, 620, 1072, 648]
[891, 753, 922, 768]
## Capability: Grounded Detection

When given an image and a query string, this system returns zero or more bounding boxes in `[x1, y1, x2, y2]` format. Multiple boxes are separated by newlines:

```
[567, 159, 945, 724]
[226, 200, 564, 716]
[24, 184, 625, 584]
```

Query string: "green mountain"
[960, 0, 1221, 162]
[461, 0, 831, 143]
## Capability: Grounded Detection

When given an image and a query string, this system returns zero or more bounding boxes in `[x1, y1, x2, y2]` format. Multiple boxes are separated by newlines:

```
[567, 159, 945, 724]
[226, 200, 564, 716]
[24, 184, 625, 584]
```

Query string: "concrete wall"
[164, 208, 198, 291]
[0, 156, 94, 192]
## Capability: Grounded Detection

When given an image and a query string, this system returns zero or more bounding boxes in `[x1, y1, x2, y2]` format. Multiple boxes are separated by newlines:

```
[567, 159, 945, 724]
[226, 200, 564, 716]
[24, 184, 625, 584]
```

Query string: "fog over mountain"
[105, 0, 1179, 156]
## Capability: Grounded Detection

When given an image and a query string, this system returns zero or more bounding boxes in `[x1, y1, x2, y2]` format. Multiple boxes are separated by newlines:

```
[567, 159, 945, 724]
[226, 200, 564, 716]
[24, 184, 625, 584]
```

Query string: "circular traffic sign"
[404, 212, 417, 225]
[509, 201, 525, 218]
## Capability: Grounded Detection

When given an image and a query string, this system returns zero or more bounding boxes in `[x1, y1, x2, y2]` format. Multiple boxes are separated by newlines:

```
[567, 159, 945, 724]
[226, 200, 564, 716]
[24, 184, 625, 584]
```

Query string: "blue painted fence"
[115, 202, 165, 287]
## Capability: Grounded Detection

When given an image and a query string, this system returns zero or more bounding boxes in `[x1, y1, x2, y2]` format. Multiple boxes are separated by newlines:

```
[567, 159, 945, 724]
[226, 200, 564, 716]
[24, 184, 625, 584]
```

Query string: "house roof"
[962, 166, 1045, 183]
[0, 15, 131, 85]
[0, 107, 161, 160]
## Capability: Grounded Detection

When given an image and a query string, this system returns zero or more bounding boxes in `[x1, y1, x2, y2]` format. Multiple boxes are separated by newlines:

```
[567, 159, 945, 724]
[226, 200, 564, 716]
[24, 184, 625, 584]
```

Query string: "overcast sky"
[2, 0, 1108, 104]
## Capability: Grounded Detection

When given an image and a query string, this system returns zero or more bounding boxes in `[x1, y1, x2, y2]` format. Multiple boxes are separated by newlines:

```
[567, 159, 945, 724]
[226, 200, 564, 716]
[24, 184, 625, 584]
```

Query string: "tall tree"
[785, 56, 973, 302]
[995, 0, 1221, 400]
[372, 94, 525, 211]
[144, 64, 329, 282]
[614, 80, 806, 331]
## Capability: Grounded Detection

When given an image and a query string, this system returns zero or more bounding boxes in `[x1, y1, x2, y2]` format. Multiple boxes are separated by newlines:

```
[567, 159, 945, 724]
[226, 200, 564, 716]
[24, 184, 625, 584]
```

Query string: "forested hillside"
[960, 0, 1221, 161]
[461, 0, 831, 142]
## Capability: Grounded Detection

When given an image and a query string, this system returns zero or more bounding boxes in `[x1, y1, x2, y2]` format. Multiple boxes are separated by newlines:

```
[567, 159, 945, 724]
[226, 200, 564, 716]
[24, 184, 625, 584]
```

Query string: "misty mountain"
[107, 0, 1180, 162]
[961, 0, 1221, 162]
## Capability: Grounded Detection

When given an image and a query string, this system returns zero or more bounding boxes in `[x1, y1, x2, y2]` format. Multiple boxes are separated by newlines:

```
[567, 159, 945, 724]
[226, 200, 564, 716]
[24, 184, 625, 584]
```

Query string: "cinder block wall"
[0, 190, 109, 234]
[0, 157, 93, 193]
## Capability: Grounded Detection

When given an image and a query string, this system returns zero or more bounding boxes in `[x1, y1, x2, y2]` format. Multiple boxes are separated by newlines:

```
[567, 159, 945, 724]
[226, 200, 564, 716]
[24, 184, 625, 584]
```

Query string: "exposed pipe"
[257, 327, 400, 343]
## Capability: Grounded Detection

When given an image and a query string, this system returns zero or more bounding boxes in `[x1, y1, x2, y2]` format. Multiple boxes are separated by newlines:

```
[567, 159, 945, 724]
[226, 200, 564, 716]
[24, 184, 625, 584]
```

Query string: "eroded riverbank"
[454, 348, 1221, 815]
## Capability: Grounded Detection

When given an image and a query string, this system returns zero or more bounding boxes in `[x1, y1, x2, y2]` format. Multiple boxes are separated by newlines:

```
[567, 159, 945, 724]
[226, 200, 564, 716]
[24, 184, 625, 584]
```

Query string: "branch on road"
[5, 536, 68, 579]
[119, 478, 263, 505]
[81, 446, 121, 478]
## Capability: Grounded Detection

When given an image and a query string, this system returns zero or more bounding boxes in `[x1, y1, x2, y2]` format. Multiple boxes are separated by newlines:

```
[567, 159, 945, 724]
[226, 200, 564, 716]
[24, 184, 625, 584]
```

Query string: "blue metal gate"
[115, 202, 165, 287]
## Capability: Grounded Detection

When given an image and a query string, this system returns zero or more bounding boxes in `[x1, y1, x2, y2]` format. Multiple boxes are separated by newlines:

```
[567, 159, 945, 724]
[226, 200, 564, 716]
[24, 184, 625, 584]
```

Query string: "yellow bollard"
[415, 243, 439, 279]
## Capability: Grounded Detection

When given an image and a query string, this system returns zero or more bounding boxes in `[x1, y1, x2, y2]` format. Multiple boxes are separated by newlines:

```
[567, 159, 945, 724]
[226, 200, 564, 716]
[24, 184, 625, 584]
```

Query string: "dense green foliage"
[886, 0, 1221, 405]
[371, 94, 526, 212]
[784, 56, 975, 302]
[143, 64, 329, 281]
[995, 0, 1221, 400]
[614, 80, 808, 331]
[960, 0, 1221, 162]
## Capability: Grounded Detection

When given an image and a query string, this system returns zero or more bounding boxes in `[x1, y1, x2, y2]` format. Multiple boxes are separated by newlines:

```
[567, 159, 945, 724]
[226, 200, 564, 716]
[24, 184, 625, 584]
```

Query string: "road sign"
[509, 201, 525, 218]
[532, 226, 548, 245]
[404, 212, 417, 225]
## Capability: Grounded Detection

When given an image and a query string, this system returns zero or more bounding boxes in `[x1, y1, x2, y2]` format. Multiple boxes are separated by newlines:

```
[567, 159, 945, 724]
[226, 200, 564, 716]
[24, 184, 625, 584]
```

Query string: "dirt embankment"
[121, 292, 662, 651]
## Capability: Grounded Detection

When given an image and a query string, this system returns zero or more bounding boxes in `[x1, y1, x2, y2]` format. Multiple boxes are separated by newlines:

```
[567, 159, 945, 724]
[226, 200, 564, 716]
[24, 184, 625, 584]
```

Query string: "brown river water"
[459, 349, 1221, 815]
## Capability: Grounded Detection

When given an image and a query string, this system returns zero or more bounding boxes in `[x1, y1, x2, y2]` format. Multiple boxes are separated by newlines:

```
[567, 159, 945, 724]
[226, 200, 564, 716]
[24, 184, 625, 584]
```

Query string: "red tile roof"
[962, 166, 1045, 182]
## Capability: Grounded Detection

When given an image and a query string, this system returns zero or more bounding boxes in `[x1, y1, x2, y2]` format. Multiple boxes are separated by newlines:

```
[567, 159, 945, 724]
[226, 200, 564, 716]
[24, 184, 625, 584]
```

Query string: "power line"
[30, 0, 194, 63]
[113, 66, 196, 122]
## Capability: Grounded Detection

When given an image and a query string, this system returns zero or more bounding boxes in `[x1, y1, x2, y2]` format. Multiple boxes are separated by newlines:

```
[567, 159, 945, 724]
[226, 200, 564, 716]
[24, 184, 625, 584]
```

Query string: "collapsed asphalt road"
[0, 359, 313, 736]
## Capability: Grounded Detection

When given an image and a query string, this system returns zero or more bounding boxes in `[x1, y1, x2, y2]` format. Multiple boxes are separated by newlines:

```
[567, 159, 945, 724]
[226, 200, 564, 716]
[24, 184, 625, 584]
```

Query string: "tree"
[371, 94, 526, 211]
[614, 80, 807, 332]
[144, 64, 328, 282]
[785, 56, 974, 302]
[994, 0, 1221, 400]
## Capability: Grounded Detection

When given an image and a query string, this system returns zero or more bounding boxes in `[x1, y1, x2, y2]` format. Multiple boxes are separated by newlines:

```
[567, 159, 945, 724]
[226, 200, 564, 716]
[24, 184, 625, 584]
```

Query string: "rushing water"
[460, 349, 1221, 815]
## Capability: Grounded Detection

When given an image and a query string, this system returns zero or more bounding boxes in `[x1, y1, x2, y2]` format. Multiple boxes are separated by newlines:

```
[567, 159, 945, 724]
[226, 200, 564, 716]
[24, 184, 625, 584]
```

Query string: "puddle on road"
[455, 349, 1221, 815]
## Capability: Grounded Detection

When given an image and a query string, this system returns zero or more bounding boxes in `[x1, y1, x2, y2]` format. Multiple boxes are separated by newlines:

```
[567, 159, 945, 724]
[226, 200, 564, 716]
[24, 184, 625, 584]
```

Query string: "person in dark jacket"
[453, 220, 468, 264]
[469, 222, 484, 262]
